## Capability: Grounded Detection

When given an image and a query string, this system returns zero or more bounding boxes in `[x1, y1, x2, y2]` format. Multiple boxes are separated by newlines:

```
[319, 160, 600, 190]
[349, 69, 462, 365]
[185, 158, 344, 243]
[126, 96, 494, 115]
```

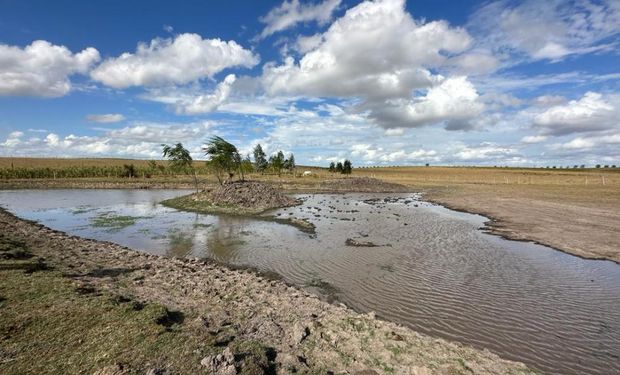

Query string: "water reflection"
[206, 216, 252, 262]
[166, 228, 195, 258]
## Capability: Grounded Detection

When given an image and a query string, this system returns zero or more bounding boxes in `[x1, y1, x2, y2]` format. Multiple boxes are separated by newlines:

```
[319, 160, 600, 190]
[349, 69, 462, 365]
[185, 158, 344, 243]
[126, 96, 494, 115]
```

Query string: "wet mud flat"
[1, 189, 620, 374]
[0, 207, 532, 374]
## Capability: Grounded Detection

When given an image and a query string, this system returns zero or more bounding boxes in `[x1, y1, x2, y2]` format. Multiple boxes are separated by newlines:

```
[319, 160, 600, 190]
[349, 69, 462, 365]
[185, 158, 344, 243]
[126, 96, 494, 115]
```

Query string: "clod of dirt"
[274, 217, 316, 234]
[200, 347, 236, 374]
[345, 238, 379, 247]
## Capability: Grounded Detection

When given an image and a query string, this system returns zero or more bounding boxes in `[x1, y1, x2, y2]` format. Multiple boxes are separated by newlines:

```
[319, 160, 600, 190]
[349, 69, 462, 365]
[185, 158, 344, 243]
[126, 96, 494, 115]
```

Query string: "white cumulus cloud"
[260, 0, 477, 129]
[533, 92, 618, 135]
[366, 76, 484, 130]
[0, 40, 100, 97]
[91, 33, 258, 88]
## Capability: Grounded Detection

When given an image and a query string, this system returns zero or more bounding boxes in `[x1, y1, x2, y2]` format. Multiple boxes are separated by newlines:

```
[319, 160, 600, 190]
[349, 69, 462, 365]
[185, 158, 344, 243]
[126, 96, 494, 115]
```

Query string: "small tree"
[336, 162, 343, 173]
[269, 151, 285, 176]
[329, 162, 336, 173]
[122, 164, 136, 178]
[287, 153, 296, 175]
[239, 155, 254, 181]
[161, 143, 193, 173]
[203, 136, 240, 185]
[342, 159, 352, 174]
[162, 143, 197, 190]
[253, 144, 268, 173]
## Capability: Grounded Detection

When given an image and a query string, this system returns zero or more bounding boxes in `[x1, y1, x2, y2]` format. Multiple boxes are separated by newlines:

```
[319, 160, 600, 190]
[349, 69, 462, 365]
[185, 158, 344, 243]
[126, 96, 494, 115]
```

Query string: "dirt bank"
[0, 208, 534, 374]
[162, 181, 299, 215]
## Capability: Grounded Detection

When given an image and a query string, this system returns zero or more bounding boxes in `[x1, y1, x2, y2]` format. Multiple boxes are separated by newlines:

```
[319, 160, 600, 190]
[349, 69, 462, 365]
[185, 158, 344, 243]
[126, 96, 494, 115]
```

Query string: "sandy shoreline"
[0, 207, 534, 374]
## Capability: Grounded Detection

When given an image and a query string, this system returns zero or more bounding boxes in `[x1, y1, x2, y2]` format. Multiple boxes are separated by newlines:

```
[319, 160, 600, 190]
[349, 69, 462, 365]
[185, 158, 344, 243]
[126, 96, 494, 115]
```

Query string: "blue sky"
[1, 0, 619, 166]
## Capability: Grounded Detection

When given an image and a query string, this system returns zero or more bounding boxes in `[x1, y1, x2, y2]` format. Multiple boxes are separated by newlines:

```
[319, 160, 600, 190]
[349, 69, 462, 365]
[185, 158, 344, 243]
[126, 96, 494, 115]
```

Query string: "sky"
[1, 0, 619, 167]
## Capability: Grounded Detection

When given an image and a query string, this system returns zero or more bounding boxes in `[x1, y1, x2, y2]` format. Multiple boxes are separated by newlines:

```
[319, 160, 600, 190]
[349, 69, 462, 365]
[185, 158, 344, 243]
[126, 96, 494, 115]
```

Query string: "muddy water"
[1, 189, 619, 375]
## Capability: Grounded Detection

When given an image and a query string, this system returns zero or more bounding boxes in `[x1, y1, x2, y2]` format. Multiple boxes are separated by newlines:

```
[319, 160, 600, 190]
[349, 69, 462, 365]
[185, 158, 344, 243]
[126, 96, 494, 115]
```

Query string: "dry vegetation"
[0, 157, 161, 168]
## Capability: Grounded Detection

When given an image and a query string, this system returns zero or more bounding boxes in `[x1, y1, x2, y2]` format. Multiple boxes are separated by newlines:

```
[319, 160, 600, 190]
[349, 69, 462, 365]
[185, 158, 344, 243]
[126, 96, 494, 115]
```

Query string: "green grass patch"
[71, 206, 97, 215]
[0, 266, 211, 374]
[90, 213, 152, 231]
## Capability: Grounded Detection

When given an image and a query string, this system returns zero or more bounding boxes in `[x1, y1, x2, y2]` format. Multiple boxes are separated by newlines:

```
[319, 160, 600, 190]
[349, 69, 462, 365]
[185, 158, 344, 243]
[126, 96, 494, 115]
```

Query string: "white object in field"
[302, 171, 312, 176]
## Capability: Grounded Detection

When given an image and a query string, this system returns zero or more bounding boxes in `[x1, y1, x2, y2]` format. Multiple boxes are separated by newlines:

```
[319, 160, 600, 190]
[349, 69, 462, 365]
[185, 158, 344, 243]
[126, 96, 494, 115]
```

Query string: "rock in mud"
[345, 238, 379, 247]
[290, 322, 311, 345]
[200, 347, 236, 374]
[274, 217, 316, 234]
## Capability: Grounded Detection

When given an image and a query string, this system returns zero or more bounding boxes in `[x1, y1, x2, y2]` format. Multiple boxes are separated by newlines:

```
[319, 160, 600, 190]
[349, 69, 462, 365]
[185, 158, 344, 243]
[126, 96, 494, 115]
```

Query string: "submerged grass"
[90, 212, 152, 231]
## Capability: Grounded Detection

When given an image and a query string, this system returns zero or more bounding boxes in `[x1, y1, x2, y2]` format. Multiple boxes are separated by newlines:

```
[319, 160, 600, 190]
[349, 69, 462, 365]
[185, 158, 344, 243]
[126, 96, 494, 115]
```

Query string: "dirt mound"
[198, 181, 298, 211]
[321, 177, 409, 193]
[209, 181, 298, 209]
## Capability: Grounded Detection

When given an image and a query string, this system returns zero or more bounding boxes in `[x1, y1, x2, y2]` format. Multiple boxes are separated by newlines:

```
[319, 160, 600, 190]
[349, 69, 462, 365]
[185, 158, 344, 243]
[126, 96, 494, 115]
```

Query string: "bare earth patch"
[422, 184, 620, 264]
[0, 208, 535, 374]
[319, 177, 410, 193]
[162, 181, 299, 215]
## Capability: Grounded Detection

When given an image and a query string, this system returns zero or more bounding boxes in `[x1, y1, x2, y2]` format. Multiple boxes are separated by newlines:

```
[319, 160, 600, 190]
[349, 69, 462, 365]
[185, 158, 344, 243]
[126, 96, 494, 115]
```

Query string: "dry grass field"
[0, 157, 160, 168]
[0, 158, 618, 263]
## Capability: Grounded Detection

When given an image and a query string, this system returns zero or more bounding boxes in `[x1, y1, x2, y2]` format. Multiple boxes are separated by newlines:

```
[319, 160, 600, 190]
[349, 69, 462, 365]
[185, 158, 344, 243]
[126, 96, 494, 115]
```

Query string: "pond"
[0, 189, 618, 375]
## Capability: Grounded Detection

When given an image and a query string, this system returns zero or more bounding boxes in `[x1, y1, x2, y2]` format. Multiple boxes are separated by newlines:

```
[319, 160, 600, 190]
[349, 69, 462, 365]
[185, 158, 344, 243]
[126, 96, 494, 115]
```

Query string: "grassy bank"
[0, 232, 301, 374]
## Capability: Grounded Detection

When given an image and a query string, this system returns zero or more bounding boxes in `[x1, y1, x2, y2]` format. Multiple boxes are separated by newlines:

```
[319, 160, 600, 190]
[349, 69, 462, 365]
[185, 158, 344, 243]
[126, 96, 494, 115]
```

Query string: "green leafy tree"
[269, 151, 285, 176]
[336, 162, 343, 173]
[203, 136, 240, 185]
[342, 159, 352, 174]
[253, 144, 268, 173]
[161, 143, 193, 173]
[284, 153, 296, 175]
[239, 155, 254, 181]
[329, 162, 335, 173]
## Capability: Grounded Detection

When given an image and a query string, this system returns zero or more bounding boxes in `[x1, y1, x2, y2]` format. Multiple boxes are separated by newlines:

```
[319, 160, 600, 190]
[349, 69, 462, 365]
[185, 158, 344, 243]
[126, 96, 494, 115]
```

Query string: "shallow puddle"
[1, 189, 619, 375]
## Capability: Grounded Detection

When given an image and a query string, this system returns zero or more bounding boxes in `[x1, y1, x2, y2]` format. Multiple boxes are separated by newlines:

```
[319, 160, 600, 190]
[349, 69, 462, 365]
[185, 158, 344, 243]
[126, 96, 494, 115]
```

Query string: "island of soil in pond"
[162, 181, 300, 216]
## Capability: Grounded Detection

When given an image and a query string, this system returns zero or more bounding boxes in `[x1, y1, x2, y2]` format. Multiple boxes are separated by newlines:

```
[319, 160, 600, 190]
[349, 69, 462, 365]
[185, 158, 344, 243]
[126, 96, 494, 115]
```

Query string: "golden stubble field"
[0, 157, 160, 168]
